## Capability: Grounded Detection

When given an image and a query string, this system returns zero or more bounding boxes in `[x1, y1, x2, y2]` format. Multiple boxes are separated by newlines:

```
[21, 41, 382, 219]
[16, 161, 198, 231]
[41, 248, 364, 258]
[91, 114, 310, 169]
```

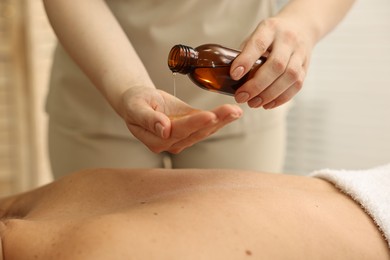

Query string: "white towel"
[311, 164, 390, 248]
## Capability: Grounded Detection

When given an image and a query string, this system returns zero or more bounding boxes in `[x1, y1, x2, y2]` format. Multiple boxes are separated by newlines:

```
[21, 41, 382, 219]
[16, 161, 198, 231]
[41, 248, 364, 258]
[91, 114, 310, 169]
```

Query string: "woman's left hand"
[230, 16, 314, 109]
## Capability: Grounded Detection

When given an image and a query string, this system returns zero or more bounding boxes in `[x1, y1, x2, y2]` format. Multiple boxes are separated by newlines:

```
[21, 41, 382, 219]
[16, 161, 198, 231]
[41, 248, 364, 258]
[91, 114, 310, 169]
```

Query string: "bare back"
[0, 168, 388, 259]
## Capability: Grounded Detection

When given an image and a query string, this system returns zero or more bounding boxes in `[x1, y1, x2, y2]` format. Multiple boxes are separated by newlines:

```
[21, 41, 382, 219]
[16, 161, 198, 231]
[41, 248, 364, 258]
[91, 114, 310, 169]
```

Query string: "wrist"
[99, 71, 156, 116]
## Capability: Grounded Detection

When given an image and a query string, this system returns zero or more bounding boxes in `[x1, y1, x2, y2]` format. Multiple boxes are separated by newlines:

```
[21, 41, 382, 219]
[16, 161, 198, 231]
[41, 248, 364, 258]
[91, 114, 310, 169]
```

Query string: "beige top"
[46, 0, 289, 138]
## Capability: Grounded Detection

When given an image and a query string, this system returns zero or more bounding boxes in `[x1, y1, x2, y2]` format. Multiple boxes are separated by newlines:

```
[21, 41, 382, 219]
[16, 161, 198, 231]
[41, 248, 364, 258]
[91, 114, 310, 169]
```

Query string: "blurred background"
[0, 0, 54, 196]
[0, 0, 389, 196]
[283, 0, 390, 174]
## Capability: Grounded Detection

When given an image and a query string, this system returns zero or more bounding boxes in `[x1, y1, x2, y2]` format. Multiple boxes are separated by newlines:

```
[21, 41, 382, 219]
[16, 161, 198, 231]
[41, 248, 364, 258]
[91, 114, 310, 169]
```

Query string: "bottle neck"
[168, 44, 198, 74]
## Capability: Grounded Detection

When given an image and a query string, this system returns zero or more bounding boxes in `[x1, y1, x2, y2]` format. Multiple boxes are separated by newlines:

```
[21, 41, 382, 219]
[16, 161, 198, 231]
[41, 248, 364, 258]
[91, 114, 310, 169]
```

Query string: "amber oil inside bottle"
[168, 44, 266, 96]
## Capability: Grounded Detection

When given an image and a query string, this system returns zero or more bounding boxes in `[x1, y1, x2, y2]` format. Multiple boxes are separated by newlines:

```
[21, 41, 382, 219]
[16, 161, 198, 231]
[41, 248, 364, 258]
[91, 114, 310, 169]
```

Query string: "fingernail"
[229, 112, 242, 119]
[235, 92, 250, 103]
[231, 66, 244, 80]
[251, 97, 263, 108]
[155, 122, 165, 138]
[263, 101, 276, 110]
[235, 107, 243, 117]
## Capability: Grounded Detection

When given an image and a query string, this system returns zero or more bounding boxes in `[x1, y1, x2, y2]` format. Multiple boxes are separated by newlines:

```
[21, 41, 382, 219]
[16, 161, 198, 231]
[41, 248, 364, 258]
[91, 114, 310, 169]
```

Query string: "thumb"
[135, 107, 172, 139]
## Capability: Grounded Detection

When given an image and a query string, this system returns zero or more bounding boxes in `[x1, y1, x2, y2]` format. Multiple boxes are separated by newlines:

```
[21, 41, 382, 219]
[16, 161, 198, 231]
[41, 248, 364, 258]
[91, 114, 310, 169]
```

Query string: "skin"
[0, 168, 389, 259]
[231, 0, 356, 109]
[42, 0, 355, 154]
[119, 87, 242, 153]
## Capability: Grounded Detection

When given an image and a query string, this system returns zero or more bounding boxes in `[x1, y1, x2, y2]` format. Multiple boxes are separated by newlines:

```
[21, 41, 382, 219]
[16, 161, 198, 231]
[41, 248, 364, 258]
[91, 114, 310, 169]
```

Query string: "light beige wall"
[0, 0, 55, 196]
[0, 0, 32, 195]
[285, 0, 390, 174]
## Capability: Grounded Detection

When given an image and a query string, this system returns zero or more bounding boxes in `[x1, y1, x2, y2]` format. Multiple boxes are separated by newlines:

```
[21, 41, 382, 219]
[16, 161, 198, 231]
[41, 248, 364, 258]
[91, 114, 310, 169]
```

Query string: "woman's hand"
[230, 0, 355, 110]
[119, 87, 243, 154]
[231, 17, 313, 110]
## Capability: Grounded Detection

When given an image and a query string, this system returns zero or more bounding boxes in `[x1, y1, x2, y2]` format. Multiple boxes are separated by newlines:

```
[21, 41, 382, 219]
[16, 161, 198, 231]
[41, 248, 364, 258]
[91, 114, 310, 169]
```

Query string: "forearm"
[276, 0, 355, 45]
[43, 0, 155, 114]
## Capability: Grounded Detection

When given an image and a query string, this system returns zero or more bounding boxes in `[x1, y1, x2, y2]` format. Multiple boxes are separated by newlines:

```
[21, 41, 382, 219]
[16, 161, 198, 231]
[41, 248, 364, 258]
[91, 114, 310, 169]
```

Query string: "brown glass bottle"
[167, 44, 266, 96]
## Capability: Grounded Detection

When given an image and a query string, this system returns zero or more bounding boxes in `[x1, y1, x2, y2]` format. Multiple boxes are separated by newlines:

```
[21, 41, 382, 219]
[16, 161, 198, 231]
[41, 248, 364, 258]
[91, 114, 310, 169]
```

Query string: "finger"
[168, 127, 217, 154]
[230, 21, 275, 81]
[210, 104, 243, 120]
[167, 117, 229, 154]
[164, 113, 217, 154]
[126, 123, 172, 153]
[129, 109, 205, 152]
[129, 111, 214, 154]
[170, 111, 217, 139]
[132, 106, 172, 139]
[235, 37, 294, 105]
[263, 81, 303, 109]
[168, 106, 243, 154]
[247, 46, 305, 108]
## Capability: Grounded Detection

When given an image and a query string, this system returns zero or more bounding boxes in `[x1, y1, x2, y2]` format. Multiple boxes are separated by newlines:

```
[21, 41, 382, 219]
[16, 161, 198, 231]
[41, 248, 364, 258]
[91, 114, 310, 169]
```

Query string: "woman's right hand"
[118, 87, 243, 154]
